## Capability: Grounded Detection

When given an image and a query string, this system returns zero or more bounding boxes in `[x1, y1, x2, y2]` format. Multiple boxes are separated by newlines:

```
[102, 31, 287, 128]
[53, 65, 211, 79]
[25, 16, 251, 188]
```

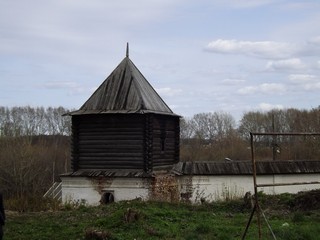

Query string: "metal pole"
[272, 114, 276, 161]
[260, 205, 277, 240]
[243, 132, 320, 239]
[242, 203, 257, 240]
[250, 132, 262, 239]
[257, 181, 320, 188]
[251, 132, 320, 136]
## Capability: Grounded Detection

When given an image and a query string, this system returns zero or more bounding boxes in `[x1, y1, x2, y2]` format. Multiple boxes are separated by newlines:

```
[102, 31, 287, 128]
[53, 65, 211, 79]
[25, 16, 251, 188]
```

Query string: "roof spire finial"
[126, 42, 129, 58]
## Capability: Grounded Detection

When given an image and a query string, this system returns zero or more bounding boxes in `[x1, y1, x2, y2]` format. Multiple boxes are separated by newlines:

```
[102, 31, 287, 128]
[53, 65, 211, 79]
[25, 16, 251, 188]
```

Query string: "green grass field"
[4, 191, 320, 240]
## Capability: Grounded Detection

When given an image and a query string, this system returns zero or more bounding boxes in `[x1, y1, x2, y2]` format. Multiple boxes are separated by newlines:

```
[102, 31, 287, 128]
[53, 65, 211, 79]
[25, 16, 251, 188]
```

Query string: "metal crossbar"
[242, 132, 320, 240]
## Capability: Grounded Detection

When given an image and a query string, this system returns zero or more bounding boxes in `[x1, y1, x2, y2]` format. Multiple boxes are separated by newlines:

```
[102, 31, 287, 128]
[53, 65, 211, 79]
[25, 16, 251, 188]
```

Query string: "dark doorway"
[100, 192, 114, 204]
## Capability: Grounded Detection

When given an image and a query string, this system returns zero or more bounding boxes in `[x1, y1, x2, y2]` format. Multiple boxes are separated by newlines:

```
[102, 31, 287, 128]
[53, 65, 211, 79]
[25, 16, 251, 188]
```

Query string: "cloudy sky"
[1, 0, 320, 121]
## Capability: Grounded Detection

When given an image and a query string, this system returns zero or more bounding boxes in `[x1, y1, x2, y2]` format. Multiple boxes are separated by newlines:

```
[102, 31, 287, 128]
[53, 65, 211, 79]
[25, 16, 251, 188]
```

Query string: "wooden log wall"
[152, 115, 180, 167]
[144, 114, 153, 172]
[71, 114, 145, 170]
[71, 113, 180, 172]
[71, 118, 80, 171]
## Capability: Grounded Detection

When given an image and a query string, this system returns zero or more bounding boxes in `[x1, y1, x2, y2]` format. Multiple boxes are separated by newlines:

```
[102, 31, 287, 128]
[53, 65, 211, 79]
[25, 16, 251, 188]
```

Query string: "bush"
[5, 196, 61, 212]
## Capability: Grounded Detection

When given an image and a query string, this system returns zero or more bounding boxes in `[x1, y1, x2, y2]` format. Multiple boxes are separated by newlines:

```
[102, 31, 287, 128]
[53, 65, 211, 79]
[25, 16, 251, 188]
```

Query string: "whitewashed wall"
[178, 174, 320, 203]
[61, 173, 320, 205]
[61, 176, 150, 206]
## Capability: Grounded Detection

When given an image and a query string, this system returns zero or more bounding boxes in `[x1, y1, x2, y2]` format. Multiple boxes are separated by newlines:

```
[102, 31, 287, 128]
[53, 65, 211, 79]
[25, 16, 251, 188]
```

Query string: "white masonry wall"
[178, 174, 320, 203]
[61, 176, 150, 206]
[61, 173, 320, 205]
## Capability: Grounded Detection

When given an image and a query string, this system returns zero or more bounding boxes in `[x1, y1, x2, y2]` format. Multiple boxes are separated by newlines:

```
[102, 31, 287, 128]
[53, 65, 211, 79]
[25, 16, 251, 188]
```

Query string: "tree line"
[0, 106, 319, 200]
[0, 106, 71, 136]
[0, 106, 72, 200]
[181, 107, 320, 161]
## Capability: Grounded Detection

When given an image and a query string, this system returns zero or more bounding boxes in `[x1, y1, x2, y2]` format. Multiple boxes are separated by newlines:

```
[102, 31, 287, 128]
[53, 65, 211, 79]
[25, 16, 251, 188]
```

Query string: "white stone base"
[61, 176, 150, 206]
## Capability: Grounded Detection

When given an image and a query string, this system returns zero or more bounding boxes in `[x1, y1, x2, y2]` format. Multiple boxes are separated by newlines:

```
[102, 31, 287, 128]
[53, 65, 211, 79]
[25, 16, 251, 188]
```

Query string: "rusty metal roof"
[172, 160, 320, 175]
[68, 55, 177, 116]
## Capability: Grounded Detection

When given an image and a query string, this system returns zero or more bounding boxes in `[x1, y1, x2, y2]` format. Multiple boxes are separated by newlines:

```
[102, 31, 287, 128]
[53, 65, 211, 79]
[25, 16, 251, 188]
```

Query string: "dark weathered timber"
[174, 121, 180, 163]
[79, 152, 144, 157]
[71, 114, 144, 170]
[70, 112, 180, 171]
[62, 169, 150, 178]
[71, 117, 80, 171]
[144, 114, 153, 172]
[78, 159, 144, 165]
[79, 139, 143, 144]
[68, 53, 180, 172]
[79, 148, 143, 153]
[77, 161, 145, 168]
[66, 56, 178, 116]
[150, 115, 180, 168]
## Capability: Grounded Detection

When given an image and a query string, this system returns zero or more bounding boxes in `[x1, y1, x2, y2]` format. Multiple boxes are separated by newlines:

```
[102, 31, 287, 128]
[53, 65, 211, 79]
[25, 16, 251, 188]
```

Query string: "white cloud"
[156, 87, 182, 97]
[43, 81, 97, 96]
[168, 104, 179, 110]
[237, 86, 257, 95]
[238, 83, 286, 95]
[260, 83, 286, 93]
[266, 58, 305, 71]
[288, 74, 317, 83]
[258, 103, 284, 111]
[221, 78, 246, 85]
[2, 0, 320, 119]
[288, 74, 320, 90]
[44, 81, 77, 89]
[213, 0, 278, 8]
[0, 0, 182, 66]
[304, 82, 320, 90]
[68, 86, 97, 96]
[205, 39, 298, 59]
[205, 37, 320, 59]
[308, 36, 320, 45]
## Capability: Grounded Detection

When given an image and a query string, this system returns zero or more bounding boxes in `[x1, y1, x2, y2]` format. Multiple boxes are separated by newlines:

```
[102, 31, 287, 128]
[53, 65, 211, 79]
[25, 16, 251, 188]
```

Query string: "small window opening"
[160, 129, 166, 152]
[100, 192, 114, 205]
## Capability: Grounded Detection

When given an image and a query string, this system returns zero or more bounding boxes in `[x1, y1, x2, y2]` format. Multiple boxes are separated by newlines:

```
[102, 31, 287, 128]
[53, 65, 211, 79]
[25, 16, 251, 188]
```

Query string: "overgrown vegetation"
[4, 191, 320, 240]
[0, 106, 72, 201]
[181, 108, 320, 161]
[0, 106, 320, 209]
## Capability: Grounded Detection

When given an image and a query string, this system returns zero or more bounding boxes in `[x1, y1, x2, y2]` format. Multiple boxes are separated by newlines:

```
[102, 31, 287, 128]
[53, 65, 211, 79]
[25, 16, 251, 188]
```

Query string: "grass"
[4, 192, 320, 240]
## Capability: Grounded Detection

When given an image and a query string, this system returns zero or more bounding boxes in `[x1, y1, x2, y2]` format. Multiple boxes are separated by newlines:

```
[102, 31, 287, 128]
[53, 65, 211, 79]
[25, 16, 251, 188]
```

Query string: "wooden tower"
[67, 45, 180, 173]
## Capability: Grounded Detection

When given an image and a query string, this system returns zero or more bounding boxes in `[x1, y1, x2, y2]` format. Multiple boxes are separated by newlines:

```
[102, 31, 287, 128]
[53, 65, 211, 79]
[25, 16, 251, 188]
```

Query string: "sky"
[1, 0, 320, 121]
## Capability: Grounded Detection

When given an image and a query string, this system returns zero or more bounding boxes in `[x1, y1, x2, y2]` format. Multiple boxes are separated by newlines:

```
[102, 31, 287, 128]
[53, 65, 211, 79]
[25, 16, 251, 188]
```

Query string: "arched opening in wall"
[100, 191, 114, 204]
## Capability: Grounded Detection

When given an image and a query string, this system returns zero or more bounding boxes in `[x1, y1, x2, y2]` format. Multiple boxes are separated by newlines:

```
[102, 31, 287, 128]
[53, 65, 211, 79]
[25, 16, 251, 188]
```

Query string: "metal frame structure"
[242, 132, 320, 240]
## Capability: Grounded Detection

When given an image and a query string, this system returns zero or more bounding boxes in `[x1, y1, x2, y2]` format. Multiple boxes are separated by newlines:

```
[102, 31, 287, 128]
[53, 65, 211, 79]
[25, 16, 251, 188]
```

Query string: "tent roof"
[68, 53, 177, 116]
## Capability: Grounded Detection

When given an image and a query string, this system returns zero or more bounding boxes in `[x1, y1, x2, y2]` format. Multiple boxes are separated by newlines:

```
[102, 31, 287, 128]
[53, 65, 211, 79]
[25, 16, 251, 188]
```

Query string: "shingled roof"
[68, 46, 176, 116]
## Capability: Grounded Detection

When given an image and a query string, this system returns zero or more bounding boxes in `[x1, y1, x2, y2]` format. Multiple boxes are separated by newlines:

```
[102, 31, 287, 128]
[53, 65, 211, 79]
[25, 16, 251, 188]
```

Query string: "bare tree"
[238, 108, 320, 160]
[180, 111, 237, 161]
[0, 106, 72, 199]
